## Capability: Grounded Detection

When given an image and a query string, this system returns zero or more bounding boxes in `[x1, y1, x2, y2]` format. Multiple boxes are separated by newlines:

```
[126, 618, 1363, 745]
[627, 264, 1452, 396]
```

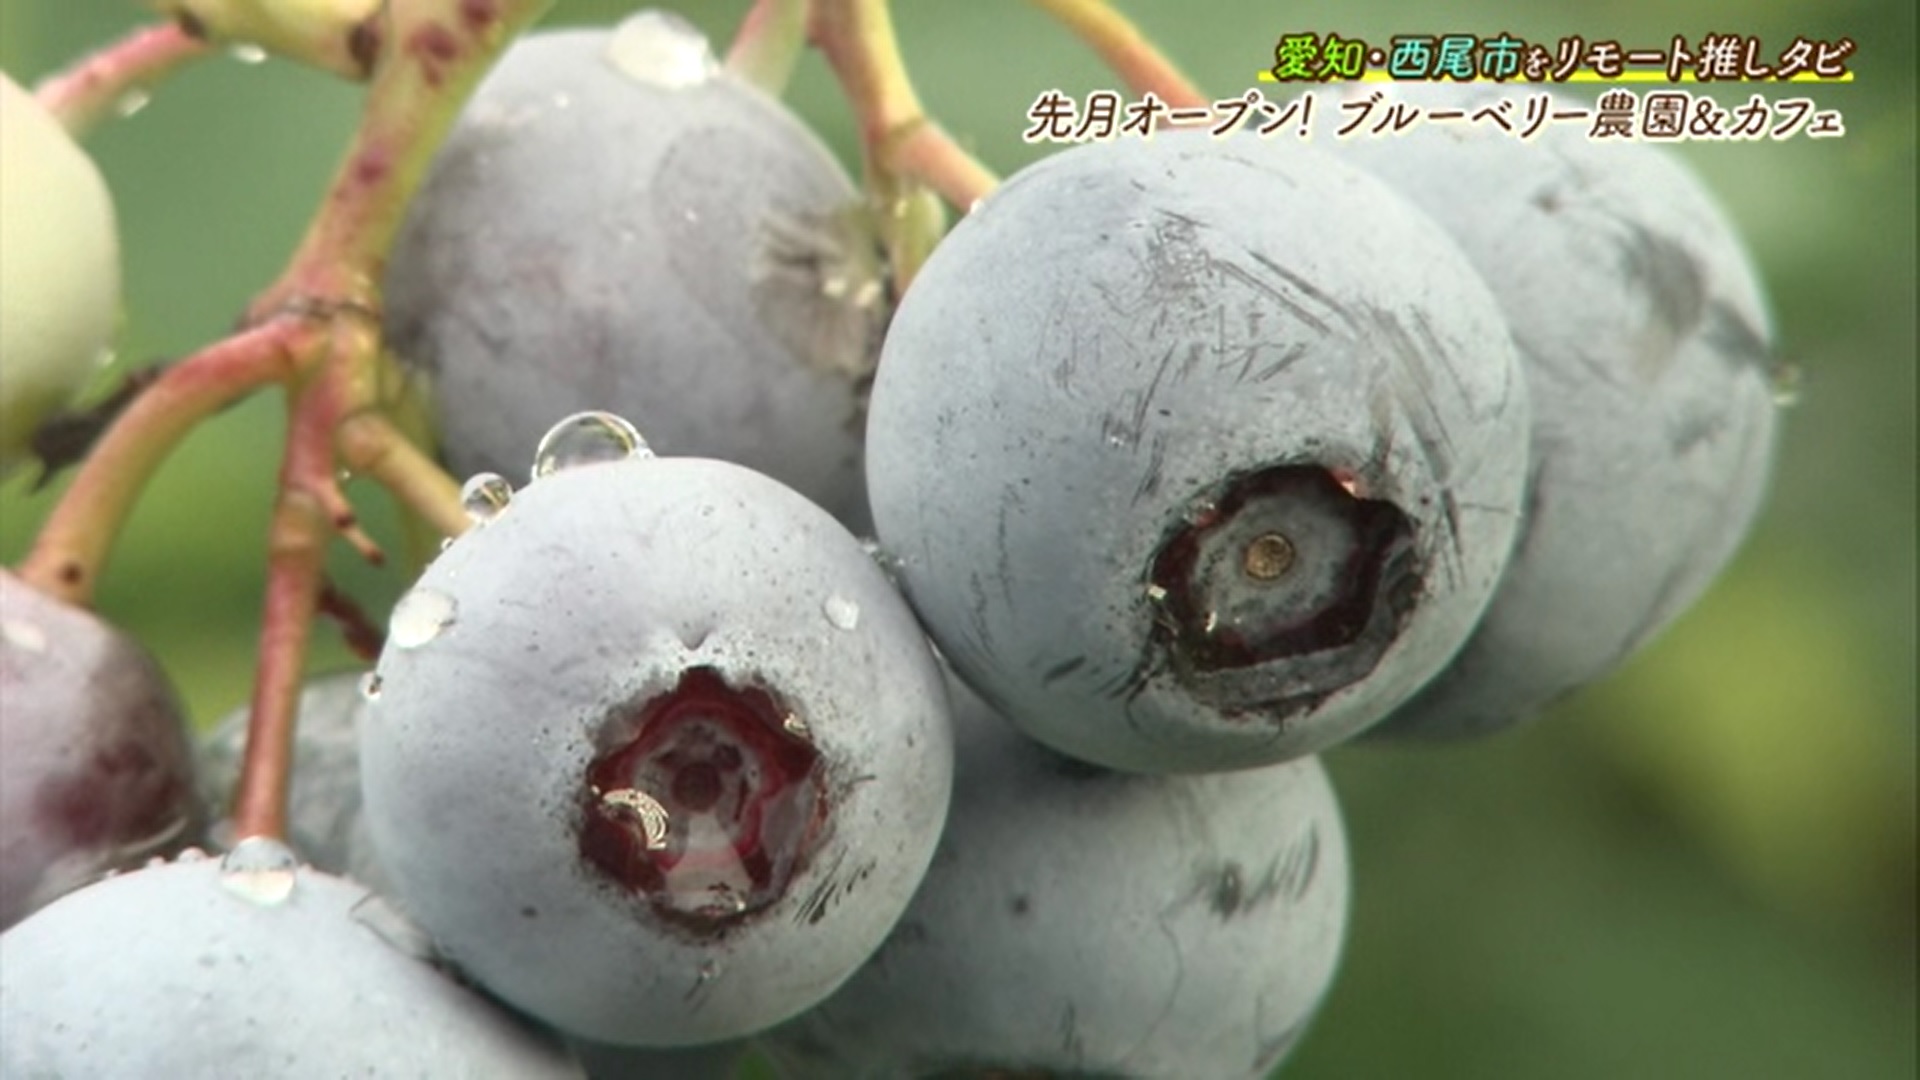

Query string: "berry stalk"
[148, 0, 385, 80]
[808, 0, 996, 292]
[32, 21, 212, 138]
[1026, 0, 1205, 107]
[16, 319, 314, 607]
[725, 0, 810, 96]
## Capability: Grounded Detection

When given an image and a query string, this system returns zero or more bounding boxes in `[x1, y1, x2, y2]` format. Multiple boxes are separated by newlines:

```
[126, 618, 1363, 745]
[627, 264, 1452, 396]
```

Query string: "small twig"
[318, 578, 386, 660]
[230, 365, 343, 842]
[1025, 0, 1204, 107]
[334, 410, 468, 540]
[29, 365, 168, 492]
[726, 0, 810, 96]
[33, 22, 213, 138]
[808, 0, 995, 291]
[152, 0, 386, 80]
[808, 0, 996, 209]
[16, 320, 313, 607]
[253, 0, 550, 319]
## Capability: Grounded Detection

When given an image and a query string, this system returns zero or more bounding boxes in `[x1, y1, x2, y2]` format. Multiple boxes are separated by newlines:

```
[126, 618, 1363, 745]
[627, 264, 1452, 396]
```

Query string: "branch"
[1026, 0, 1204, 107]
[34, 22, 213, 138]
[15, 319, 313, 607]
[726, 0, 809, 96]
[229, 358, 346, 841]
[151, 0, 385, 80]
[253, 0, 555, 318]
[808, 0, 995, 290]
[335, 409, 468, 539]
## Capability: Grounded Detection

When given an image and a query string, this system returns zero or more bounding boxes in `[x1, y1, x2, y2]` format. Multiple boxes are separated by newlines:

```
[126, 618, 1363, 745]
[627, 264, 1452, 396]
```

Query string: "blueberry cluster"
[0, 17, 1777, 1080]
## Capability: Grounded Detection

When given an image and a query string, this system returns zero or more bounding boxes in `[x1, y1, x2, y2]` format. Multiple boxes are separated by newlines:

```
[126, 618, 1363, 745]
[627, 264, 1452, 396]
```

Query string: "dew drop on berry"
[822, 594, 861, 631]
[529, 411, 653, 481]
[605, 10, 717, 89]
[1, 617, 46, 653]
[389, 587, 457, 649]
[459, 472, 515, 523]
[219, 837, 299, 905]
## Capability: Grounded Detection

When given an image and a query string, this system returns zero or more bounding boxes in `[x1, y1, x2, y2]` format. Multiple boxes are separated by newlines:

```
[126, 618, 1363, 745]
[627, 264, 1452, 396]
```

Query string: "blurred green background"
[2, 1, 1913, 1077]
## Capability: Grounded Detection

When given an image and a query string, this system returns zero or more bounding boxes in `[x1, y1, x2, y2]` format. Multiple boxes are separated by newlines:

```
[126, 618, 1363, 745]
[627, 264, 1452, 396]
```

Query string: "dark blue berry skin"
[360, 455, 952, 1047]
[384, 27, 885, 528]
[865, 130, 1530, 772]
[0, 856, 584, 1077]
[1327, 85, 1780, 738]
[763, 674, 1349, 1078]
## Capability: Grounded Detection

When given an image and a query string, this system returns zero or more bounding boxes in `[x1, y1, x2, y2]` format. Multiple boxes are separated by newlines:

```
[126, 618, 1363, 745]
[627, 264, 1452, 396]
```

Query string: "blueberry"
[384, 16, 886, 528]
[1325, 85, 1781, 738]
[0, 846, 583, 1076]
[864, 130, 1530, 771]
[763, 674, 1349, 1078]
[0, 73, 120, 477]
[360, 434, 953, 1046]
[0, 569, 203, 929]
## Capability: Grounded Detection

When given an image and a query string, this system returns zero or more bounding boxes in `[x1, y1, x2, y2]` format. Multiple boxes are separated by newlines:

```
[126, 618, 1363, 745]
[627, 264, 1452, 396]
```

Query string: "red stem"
[33, 22, 212, 137]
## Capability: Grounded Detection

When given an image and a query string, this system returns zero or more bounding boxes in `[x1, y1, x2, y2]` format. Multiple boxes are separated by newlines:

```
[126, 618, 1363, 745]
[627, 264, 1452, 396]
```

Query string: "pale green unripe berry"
[0, 73, 121, 477]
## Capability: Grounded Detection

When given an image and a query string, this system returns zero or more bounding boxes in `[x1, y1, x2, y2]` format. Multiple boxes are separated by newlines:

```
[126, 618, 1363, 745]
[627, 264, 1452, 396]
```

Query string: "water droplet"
[220, 837, 299, 905]
[460, 472, 514, 523]
[782, 713, 811, 739]
[389, 587, 457, 649]
[113, 88, 150, 118]
[606, 9, 718, 89]
[438, 536, 455, 553]
[359, 672, 383, 701]
[1769, 360, 1803, 408]
[823, 594, 861, 631]
[600, 788, 671, 849]
[1, 619, 47, 653]
[530, 411, 651, 480]
[229, 42, 268, 65]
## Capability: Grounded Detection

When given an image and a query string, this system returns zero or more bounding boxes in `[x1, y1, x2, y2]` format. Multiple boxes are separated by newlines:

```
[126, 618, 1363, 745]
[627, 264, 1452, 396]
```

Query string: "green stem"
[1026, 0, 1204, 106]
[150, 0, 385, 80]
[808, 0, 996, 292]
[253, 0, 555, 318]
[726, 0, 810, 96]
